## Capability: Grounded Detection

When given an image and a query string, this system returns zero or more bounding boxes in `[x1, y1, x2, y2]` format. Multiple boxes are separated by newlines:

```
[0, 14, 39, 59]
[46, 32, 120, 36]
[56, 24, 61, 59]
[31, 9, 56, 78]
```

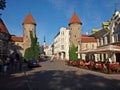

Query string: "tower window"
[26, 35, 28, 38]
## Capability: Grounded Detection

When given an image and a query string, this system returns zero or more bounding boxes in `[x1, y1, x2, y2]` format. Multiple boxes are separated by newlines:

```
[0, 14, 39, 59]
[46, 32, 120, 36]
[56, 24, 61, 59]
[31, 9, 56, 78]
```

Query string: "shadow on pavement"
[0, 67, 120, 90]
[39, 58, 49, 62]
[0, 65, 34, 90]
[25, 70, 120, 90]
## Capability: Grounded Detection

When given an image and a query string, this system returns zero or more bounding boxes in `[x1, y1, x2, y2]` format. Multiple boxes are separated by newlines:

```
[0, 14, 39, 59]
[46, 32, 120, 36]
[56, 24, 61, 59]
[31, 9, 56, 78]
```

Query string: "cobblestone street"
[0, 59, 120, 90]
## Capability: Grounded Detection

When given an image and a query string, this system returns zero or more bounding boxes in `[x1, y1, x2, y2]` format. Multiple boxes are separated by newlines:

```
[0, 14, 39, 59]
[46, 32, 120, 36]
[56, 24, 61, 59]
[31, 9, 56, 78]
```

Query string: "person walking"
[50, 54, 54, 62]
[2, 60, 8, 75]
[0, 58, 3, 75]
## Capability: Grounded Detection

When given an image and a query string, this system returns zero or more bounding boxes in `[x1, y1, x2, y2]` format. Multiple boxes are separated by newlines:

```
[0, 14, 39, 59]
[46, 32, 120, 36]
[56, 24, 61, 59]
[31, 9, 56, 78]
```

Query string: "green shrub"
[69, 45, 78, 61]
[24, 31, 39, 61]
[116, 67, 120, 72]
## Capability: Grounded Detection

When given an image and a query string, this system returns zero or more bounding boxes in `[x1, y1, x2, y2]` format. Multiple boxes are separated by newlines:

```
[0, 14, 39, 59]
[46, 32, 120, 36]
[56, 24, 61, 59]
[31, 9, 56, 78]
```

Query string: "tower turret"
[69, 12, 82, 47]
[22, 13, 36, 53]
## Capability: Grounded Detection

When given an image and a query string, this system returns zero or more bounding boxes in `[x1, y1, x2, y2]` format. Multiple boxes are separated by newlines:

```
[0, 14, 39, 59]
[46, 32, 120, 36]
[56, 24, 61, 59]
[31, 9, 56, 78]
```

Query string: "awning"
[78, 45, 120, 54]
[89, 45, 120, 54]
[78, 49, 91, 54]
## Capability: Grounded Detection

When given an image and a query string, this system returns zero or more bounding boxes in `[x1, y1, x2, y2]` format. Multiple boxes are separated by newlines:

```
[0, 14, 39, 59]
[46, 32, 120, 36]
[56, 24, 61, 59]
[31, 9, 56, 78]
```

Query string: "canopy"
[90, 45, 120, 54]
[78, 45, 120, 54]
[77, 49, 90, 54]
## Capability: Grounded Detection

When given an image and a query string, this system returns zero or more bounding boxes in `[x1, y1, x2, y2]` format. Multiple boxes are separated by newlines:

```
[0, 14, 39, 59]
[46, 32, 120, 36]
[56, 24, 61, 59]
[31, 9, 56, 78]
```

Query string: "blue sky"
[1, 0, 120, 45]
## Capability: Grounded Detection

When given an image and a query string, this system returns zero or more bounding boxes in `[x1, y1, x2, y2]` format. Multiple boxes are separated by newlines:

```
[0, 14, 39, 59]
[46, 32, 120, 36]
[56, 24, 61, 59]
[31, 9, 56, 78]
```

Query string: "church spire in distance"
[44, 36, 46, 47]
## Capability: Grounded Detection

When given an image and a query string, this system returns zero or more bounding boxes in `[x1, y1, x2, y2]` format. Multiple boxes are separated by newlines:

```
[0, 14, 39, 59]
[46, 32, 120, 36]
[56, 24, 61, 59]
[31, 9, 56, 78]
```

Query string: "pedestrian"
[19, 57, 23, 71]
[6, 57, 10, 69]
[108, 58, 112, 63]
[2, 60, 8, 75]
[13, 58, 18, 70]
[0, 58, 3, 75]
[50, 54, 54, 62]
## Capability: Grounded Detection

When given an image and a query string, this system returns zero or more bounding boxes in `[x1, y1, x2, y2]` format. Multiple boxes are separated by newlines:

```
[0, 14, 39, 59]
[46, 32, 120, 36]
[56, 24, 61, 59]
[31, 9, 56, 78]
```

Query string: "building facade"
[54, 27, 70, 60]
[22, 13, 37, 55]
[0, 13, 37, 59]
[109, 11, 120, 62]
[54, 12, 97, 61]
[92, 11, 120, 63]
[80, 35, 97, 60]
[0, 18, 10, 60]
[69, 13, 82, 47]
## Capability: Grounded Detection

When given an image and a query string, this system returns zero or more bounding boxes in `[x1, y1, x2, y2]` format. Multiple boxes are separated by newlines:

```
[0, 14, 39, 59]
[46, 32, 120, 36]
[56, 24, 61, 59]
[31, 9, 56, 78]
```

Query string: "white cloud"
[48, 0, 77, 18]
[48, 0, 66, 10]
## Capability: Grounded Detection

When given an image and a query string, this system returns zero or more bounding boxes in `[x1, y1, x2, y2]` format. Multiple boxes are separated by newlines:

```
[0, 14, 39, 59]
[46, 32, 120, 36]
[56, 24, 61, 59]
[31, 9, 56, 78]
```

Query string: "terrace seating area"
[65, 60, 120, 74]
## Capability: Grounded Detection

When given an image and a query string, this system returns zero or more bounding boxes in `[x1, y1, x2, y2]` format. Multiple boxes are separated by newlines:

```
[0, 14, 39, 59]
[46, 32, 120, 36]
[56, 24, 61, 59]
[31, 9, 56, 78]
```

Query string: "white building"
[54, 27, 70, 60]
[44, 44, 53, 57]
[91, 11, 120, 63]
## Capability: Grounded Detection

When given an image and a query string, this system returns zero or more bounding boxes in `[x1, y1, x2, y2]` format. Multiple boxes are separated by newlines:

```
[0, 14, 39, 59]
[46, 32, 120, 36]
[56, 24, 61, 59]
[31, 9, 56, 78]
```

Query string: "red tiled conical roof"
[69, 13, 82, 25]
[22, 13, 36, 25]
[0, 18, 9, 34]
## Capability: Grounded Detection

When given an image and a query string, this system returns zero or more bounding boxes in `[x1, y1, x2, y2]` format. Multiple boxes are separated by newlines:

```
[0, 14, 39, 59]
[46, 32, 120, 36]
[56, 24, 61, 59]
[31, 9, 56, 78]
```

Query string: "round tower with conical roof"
[69, 12, 82, 47]
[22, 13, 36, 53]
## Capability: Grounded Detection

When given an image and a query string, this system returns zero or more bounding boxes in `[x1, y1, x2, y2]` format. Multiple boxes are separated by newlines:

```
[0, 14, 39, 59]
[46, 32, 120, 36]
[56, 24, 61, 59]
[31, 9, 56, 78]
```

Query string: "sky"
[1, 0, 120, 45]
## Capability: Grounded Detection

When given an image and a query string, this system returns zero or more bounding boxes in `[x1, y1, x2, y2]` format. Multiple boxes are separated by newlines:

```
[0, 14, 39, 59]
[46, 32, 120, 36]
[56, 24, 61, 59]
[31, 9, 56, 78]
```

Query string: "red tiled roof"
[44, 46, 48, 49]
[22, 13, 36, 25]
[10, 36, 23, 42]
[0, 18, 9, 34]
[69, 13, 82, 25]
[82, 34, 89, 37]
[81, 37, 97, 42]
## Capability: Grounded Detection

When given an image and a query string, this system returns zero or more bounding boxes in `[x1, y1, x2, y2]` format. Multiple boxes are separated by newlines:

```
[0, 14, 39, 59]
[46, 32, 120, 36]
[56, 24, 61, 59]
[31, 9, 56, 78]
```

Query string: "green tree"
[0, 0, 6, 10]
[24, 31, 39, 61]
[69, 45, 78, 61]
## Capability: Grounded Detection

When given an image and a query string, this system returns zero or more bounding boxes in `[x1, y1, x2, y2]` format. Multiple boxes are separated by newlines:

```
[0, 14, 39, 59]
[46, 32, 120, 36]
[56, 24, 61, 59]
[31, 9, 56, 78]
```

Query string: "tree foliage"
[69, 45, 78, 61]
[0, 0, 6, 10]
[24, 31, 39, 61]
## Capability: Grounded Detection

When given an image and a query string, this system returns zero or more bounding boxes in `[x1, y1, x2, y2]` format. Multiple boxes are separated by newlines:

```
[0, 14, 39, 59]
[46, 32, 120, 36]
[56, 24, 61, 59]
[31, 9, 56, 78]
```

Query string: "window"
[114, 34, 118, 42]
[112, 35, 115, 43]
[74, 35, 76, 37]
[114, 23, 120, 33]
[61, 45, 64, 50]
[92, 44, 94, 49]
[101, 38, 103, 46]
[103, 37, 105, 45]
[86, 44, 88, 49]
[26, 35, 28, 38]
[118, 33, 120, 41]
[63, 31, 64, 35]
[107, 35, 110, 44]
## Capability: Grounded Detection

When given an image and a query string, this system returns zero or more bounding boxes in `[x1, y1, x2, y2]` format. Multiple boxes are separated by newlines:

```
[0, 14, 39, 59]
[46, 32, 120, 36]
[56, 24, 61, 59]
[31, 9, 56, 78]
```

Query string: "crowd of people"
[0, 54, 23, 75]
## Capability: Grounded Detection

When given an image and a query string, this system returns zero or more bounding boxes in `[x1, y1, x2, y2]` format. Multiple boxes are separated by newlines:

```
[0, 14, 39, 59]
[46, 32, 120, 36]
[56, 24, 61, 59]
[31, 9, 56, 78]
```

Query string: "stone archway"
[61, 52, 65, 60]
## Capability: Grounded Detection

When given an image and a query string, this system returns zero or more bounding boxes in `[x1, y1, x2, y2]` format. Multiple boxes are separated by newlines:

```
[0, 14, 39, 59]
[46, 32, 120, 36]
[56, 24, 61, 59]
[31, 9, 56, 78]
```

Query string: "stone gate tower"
[69, 12, 82, 47]
[22, 13, 36, 54]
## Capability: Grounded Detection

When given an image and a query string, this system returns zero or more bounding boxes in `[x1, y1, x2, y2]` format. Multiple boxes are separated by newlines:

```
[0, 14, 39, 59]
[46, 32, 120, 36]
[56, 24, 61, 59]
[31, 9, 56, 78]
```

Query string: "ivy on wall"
[69, 45, 78, 61]
[24, 31, 39, 61]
